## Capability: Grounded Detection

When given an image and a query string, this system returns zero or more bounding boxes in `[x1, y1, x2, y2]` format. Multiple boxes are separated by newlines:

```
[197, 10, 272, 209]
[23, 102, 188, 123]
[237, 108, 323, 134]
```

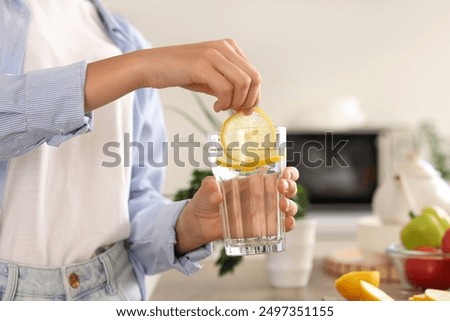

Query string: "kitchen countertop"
[150, 211, 412, 301]
[149, 255, 411, 301]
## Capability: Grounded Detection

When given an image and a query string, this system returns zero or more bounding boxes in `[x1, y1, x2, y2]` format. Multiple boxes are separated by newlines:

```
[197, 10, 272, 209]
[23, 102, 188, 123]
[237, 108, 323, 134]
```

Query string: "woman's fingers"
[285, 215, 296, 232]
[281, 167, 300, 181]
[280, 196, 297, 233]
[184, 39, 260, 112]
[208, 55, 252, 111]
[200, 42, 260, 112]
[141, 39, 261, 113]
[277, 166, 300, 232]
[194, 65, 234, 112]
[277, 178, 297, 199]
[218, 39, 261, 110]
[280, 196, 298, 217]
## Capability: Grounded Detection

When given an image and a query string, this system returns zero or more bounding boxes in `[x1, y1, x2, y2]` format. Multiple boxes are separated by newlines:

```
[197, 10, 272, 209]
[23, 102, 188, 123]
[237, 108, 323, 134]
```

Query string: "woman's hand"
[85, 39, 261, 114]
[140, 39, 261, 113]
[174, 167, 300, 255]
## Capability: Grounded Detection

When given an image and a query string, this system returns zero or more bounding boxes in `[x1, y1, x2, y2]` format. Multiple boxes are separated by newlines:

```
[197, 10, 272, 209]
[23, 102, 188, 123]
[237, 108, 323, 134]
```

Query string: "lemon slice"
[220, 107, 277, 166]
[215, 154, 281, 172]
[424, 289, 450, 301]
[408, 293, 433, 301]
[359, 280, 394, 301]
[335, 271, 380, 301]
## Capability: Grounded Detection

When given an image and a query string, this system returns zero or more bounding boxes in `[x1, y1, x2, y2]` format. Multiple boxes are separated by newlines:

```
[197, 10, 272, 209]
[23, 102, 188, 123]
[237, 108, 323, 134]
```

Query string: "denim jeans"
[0, 241, 142, 301]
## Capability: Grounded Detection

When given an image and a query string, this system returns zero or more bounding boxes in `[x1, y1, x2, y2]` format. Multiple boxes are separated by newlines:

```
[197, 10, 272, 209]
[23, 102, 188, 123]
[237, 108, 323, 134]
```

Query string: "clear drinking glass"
[208, 126, 286, 256]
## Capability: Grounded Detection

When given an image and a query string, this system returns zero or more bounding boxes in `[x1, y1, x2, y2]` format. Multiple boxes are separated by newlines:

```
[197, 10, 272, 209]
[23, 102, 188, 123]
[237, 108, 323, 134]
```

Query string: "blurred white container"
[266, 218, 316, 288]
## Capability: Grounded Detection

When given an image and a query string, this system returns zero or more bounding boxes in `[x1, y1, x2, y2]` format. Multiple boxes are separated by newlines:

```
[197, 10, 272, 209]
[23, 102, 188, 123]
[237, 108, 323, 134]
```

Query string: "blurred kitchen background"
[102, 0, 450, 299]
[104, 0, 450, 196]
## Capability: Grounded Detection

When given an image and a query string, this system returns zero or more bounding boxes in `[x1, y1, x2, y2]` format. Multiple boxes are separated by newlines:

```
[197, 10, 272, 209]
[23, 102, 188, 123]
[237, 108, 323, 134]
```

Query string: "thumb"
[204, 176, 222, 205]
[197, 176, 222, 206]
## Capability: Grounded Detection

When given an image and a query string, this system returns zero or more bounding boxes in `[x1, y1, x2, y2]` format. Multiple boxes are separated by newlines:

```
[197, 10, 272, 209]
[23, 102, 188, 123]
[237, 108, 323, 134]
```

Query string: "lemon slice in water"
[219, 108, 278, 169]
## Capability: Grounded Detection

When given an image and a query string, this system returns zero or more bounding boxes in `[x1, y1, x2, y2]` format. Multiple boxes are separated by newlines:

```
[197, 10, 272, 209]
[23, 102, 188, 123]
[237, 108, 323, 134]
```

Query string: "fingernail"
[285, 199, 291, 210]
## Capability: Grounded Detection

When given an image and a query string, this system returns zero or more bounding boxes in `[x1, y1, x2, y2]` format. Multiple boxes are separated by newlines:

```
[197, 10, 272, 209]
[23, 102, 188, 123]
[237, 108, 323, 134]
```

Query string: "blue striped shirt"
[0, 0, 212, 299]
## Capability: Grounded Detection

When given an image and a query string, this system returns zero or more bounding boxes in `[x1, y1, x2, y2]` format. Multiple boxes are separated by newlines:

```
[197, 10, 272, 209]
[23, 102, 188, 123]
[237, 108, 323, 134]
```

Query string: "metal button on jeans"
[68, 272, 80, 289]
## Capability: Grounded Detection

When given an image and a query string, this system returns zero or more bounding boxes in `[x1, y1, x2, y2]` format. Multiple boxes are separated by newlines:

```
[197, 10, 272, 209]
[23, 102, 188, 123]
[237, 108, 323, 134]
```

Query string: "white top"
[0, 0, 133, 266]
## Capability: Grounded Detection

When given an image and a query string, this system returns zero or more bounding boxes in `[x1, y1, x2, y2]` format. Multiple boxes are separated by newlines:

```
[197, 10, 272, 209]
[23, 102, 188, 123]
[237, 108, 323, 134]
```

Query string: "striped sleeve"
[129, 199, 213, 277]
[0, 61, 93, 160]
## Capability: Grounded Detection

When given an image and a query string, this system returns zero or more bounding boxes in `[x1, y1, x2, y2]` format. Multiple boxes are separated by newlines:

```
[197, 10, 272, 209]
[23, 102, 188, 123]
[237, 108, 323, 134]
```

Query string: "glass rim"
[208, 126, 286, 136]
[386, 243, 450, 258]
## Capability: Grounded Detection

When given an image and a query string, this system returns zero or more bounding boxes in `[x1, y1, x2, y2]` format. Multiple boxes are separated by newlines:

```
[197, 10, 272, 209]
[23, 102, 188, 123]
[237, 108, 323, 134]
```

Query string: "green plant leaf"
[292, 183, 309, 220]
[420, 122, 450, 180]
[173, 169, 213, 201]
[214, 247, 243, 276]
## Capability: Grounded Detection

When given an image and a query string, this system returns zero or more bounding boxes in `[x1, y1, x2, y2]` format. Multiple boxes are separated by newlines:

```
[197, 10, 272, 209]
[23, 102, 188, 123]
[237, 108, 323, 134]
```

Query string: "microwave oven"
[286, 127, 414, 207]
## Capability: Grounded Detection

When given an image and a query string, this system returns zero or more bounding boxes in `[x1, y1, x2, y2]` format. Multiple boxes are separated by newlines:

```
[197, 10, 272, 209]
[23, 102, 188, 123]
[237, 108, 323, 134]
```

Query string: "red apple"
[441, 228, 450, 285]
[405, 246, 450, 290]
[442, 229, 450, 253]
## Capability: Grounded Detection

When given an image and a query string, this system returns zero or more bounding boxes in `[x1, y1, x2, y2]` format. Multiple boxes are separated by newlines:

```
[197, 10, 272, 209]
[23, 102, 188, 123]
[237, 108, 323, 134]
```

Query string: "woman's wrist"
[84, 50, 147, 111]
[174, 201, 207, 255]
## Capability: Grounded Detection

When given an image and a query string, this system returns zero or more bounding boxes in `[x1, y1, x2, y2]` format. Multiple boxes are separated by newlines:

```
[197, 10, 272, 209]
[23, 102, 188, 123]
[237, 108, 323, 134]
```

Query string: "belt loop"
[3, 264, 18, 301]
[100, 255, 117, 295]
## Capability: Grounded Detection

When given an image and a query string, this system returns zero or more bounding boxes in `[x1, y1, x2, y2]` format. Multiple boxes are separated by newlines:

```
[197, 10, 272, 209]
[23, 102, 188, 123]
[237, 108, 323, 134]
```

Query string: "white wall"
[103, 0, 450, 196]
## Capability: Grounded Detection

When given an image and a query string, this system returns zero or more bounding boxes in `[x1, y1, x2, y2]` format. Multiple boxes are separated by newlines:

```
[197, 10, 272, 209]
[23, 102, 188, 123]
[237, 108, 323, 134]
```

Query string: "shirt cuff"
[129, 200, 213, 276]
[24, 61, 92, 143]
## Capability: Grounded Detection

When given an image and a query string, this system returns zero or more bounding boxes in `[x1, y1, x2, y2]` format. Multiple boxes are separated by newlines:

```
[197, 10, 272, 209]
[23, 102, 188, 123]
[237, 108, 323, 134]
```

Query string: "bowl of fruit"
[386, 206, 450, 291]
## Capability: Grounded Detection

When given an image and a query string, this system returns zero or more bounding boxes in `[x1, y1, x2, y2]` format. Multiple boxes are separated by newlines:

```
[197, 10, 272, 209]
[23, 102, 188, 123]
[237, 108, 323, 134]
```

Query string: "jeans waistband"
[0, 241, 129, 300]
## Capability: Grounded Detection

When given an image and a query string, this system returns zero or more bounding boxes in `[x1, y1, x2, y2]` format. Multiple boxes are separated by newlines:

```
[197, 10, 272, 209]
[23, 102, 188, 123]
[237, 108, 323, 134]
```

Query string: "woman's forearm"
[84, 51, 145, 112]
[84, 40, 261, 113]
